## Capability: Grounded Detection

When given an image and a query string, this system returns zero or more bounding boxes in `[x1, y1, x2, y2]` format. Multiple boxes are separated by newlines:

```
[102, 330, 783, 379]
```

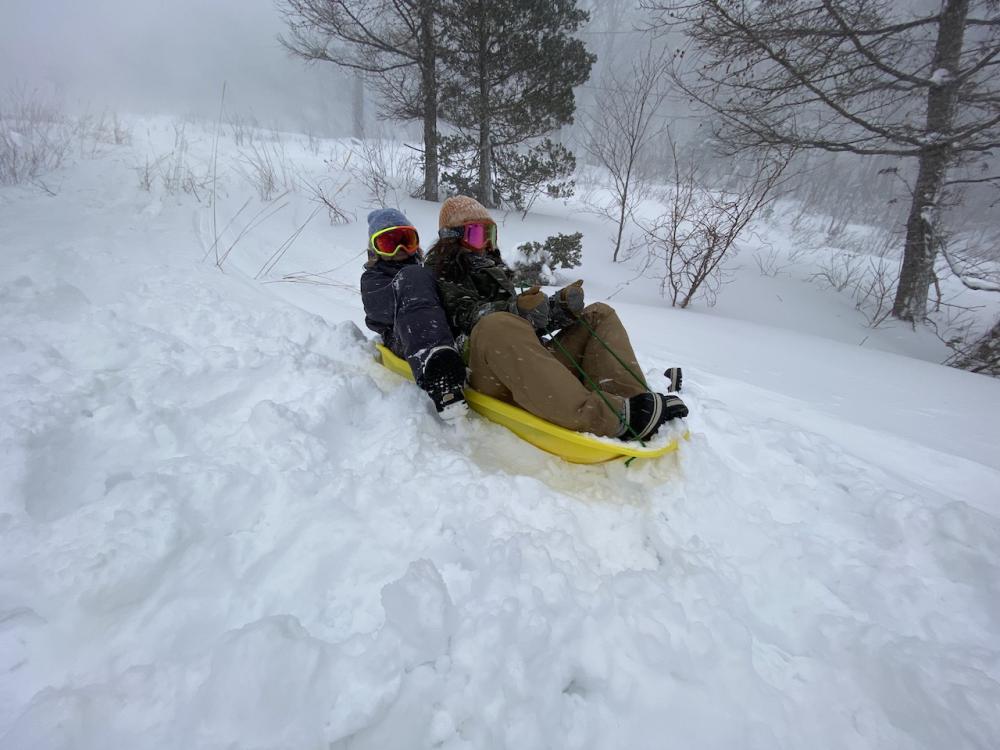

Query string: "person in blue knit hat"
[360, 208, 467, 418]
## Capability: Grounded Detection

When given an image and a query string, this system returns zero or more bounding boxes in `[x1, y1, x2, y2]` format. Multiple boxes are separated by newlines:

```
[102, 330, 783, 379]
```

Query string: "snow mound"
[1, 119, 998, 749]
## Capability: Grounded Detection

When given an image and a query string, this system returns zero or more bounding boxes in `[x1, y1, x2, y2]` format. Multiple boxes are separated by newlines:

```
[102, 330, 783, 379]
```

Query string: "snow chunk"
[929, 68, 953, 85]
[192, 616, 336, 747]
[190, 615, 404, 749]
[381, 559, 457, 668]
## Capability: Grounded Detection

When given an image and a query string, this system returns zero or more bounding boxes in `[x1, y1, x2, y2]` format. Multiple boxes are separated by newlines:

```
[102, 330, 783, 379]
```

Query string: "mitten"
[512, 285, 550, 330]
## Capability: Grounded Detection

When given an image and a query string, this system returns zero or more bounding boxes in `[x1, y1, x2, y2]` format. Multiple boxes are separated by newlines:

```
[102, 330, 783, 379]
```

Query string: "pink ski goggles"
[460, 221, 497, 252]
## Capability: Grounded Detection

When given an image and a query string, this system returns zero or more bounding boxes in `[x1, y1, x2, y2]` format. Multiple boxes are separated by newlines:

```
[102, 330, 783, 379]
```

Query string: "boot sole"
[439, 399, 469, 421]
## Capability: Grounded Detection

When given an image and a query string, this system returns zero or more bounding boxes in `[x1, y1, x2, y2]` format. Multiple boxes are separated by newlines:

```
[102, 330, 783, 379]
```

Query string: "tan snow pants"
[467, 303, 648, 437]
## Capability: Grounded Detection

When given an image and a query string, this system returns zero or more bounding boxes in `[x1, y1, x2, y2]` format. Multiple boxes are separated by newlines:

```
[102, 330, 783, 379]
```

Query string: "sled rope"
[516, 281, 649, 391]
[544, 324, 647, 449]
[569, 311, 650, 392]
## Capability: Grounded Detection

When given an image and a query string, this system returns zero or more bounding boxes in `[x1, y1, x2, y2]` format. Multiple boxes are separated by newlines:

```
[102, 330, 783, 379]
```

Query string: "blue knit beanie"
[367, 208, 412, 238]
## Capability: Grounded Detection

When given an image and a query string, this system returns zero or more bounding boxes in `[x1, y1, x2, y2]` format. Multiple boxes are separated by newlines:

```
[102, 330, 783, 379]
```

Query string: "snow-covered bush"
[227, 111, 259, 146]
[0, 90, 73, 185]
[811, 252, 867, 293]
[509, 233, 583, 286]
[134, 122, 211, 200]
[76, 110, 132, 153]
[947, 318, 1000, 377]
[752, 246, 785, 277]
[546, 231, 583, 269]
[509, 241, 551, 286]
[239, 138, 294, 202]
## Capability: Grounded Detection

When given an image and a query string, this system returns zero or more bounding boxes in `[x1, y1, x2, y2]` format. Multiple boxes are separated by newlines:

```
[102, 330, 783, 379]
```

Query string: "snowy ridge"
[1, 119, 999, 749]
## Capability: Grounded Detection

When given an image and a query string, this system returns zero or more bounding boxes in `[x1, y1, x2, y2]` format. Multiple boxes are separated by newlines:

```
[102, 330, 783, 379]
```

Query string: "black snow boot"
[419, 346, 468, 420]
[664, 367, 683, 393]
[619, 392, 688, 441]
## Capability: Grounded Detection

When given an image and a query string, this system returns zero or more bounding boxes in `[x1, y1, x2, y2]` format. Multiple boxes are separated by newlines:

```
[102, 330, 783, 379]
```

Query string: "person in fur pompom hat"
[424, 195, 687, 441]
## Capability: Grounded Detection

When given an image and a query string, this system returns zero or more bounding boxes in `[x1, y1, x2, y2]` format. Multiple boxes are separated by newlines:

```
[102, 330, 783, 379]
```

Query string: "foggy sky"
[0, 0, 354, 134]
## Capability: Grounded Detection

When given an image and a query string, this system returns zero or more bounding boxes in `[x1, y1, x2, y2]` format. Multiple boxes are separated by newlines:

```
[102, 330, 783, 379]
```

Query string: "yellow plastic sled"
[375, 344, 685, 464]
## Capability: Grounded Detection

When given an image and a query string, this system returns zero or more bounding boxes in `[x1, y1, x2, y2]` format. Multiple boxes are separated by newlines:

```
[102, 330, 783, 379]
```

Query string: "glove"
[548, 279, 584, 329]
[513, 285, 550, 330]
[558, 279, 585, 316]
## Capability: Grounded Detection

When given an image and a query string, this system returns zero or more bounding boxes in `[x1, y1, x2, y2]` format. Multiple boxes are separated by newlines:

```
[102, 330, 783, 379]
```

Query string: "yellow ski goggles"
[371, 225, 420, 257]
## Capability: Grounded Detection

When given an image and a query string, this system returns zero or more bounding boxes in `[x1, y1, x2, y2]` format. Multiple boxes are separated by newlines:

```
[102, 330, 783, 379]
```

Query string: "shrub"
[508, 233, 583, 286]
[0, 89, 72, 185]
[545, 232, 583, 268]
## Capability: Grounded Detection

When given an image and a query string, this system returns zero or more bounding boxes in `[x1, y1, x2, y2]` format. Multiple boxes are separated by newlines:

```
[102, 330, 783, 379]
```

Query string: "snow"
[930, 68, 954, 86]
[1, 117, 999, 749]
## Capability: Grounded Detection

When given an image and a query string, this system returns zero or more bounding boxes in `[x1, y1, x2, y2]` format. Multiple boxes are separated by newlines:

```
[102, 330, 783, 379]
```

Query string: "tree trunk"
[892, 0, 969, 321]
[352, 73, 365, 139]
[422, 100, 439, 202]
[478, 126, 492, 207]
[419, 3, 438, 202]
[893, 146, 950, 320]
[613, 184, 628, 262]
[476, 1, 493, 207]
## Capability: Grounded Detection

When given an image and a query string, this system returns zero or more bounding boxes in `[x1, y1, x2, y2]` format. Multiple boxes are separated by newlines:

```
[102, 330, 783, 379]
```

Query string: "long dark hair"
[425, 237, 504, 282]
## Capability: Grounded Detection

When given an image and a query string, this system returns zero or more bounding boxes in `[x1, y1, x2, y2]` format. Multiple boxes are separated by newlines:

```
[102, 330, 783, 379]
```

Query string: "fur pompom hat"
[438, 195, 493, 230]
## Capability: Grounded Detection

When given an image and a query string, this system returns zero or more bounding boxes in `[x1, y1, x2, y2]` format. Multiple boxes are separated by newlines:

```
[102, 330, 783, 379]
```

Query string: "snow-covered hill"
[1, 118, 998, 749]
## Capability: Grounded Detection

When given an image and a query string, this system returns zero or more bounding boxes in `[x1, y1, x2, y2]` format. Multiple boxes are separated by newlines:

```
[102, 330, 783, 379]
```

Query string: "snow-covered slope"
[1, 120, 998, 749]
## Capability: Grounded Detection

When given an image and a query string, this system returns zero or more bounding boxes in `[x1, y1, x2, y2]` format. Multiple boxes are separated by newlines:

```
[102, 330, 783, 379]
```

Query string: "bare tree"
[644, 0, 1000, 322]
[581, 43, 670, 261]
[638, 139, 792, 308]
[277, 0, 442, 201]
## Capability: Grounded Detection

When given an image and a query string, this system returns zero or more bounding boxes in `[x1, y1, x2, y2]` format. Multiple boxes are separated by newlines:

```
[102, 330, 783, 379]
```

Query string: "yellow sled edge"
[375, 344, 685, 464]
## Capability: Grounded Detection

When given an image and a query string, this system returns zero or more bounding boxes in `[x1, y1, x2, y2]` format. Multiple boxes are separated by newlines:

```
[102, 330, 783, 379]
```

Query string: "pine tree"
[278, 0, 443, 201]
[437, 0, 595, 209]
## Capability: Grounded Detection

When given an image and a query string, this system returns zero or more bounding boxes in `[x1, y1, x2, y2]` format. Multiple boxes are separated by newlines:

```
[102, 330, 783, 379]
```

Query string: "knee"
[392, 264, 435, 294]
[583, 301, 617, 322]
[586, 302, 613, 315]
[393, 266, 440, 312]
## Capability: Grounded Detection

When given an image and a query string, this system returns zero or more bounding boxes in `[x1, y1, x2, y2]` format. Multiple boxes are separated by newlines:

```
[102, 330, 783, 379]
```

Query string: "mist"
[0, 0, 355, 135]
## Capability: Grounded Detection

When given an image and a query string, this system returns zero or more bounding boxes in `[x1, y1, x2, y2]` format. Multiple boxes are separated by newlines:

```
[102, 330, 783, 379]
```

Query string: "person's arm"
[436, 279, 511, 336]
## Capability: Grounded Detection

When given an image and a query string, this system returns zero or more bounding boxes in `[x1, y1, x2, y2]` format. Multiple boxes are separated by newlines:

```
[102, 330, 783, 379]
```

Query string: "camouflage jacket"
[435, 254, 518, 337]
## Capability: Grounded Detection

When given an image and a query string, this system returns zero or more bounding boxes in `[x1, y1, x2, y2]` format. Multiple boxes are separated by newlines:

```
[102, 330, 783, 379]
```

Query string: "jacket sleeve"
[436, 279, 511, 336]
